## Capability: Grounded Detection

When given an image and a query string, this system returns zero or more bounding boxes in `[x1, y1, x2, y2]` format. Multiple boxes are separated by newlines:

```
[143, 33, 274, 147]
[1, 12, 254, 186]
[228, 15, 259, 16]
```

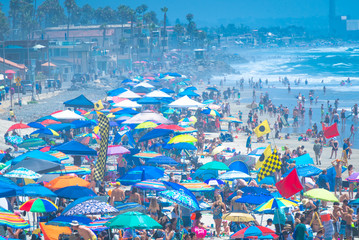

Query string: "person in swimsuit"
[127, 187, 141, 205]
[212, 195, 226, 237]
[330, 137, 339, 159]
[147, 198, 160, 221]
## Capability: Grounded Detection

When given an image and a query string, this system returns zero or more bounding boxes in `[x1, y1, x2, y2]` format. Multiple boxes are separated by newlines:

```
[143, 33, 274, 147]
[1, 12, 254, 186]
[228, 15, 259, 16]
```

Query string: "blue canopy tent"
[178, 90, 200, 97]
[147, 156, 179, 165]
[27, 122, 45, 129]
[282, 165, 322, 178]
[47, 123, 74, 131]
[71, 120, 96, 129]
[137, 97, 161, 105]
[12, 157, 63, 174]
[0, 181, 23, 197]
[52, 141, 97, 156]
[107, 88, 127, 96]
[113, 108, 139, 115]
[11, 150, 61, 165]
[228, 161, 250, 175]
[63, 94, 94, 109]
[139, 129, 173, 142]
[133, 86, 151, 94]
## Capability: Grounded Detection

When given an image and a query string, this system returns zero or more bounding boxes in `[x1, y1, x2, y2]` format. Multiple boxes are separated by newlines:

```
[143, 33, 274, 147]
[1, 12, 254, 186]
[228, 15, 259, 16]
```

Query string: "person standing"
[246, 135, 252, 153]
[313, 139, 322, 165]
[294, 217, 308, 240]
[116, 155, 127, 178]
[212, 195, 226, 237]
[70, 220, 97, 240]
[330, 137, 339, 159]
[110, 182, 125, 207]
[332, 159, 343, 196]
[316, 169, 329, 190]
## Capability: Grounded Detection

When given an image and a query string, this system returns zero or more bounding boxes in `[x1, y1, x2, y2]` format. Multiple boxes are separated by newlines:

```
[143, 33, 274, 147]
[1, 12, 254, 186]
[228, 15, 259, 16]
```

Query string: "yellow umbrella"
[106, 113, 116, 118]
[168, 134, 197, 144]
[163, 76, 175, 80]
[222, 212, 255, 222]
[135, 121, 158, 129]
[211, 145, 226, 155]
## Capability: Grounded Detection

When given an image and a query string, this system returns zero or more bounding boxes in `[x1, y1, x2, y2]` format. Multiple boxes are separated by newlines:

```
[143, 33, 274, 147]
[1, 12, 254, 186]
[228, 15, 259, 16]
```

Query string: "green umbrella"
[18, 138, 46, 149]
[105, 211, 162, 229]
[303, 188, 339, 202]
[199, 161, 230, 171]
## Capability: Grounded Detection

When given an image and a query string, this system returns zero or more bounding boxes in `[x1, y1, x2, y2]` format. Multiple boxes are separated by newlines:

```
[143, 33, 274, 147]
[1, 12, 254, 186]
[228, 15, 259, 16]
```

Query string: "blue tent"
[161, 88, 175, 94]
[288, 154, 314, 165]
[22, 183, 56, 197]
[47, 123, 73, 131]
[229, 161, 250, 175]
[139, 129, 173, 142]
[178, 90, 200, 97]
[282, 165, 322, 178]
[147, 156, 179, 165]
[11, 150, 61, 165]
[107, 88, 127, 96]
[63, 94, 94, 108]
[137, 97, 161, 105]
[52, 141, 97, 156]
[71, 120, 96, 129]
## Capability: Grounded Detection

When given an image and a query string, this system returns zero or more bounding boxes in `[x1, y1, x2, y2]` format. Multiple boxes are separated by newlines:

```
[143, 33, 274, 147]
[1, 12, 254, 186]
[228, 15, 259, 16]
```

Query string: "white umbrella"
[113, 99, 142, 108]
[4, 167, 42, 179]
[168, 96, 205, 108]
[218, 170, 252, 180]
[135, 82, 154, 89]
[146, 90, 172, 98]
[123, 110, 173, 124]
[52, 110, 84, 120]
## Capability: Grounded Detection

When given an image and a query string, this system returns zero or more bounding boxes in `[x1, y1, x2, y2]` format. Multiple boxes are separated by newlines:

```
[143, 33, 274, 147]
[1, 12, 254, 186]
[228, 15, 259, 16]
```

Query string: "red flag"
[322, 123, 340, 139]
[275, 168, 303, 198]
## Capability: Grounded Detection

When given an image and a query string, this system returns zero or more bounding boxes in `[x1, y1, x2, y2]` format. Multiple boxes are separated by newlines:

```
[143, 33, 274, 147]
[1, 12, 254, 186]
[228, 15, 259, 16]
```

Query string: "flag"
[322, 123, 339, 139]
[94, 100, 104, 110]
[257, 149, 281, 182]
[254, 120, 271, 138]
[255, 145, 272, 170]
[276, 168, 303, 198]
[94, 114, 110, 181]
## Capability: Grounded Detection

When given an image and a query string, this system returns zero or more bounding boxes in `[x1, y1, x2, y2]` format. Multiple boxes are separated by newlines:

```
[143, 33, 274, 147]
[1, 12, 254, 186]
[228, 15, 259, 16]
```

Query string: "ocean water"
[213, 46, 359, 148]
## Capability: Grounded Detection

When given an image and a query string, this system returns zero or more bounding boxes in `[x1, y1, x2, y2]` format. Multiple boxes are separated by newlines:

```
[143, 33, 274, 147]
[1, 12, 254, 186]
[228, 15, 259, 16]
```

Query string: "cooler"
[320, 211, 331, 222]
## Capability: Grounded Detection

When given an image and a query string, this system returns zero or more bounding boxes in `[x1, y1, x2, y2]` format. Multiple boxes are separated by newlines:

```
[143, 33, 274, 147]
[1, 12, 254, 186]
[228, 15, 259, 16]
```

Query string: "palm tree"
[161, 7, 168, 53]
[100, 24, 107, 48]
[64, 0, 77, 40]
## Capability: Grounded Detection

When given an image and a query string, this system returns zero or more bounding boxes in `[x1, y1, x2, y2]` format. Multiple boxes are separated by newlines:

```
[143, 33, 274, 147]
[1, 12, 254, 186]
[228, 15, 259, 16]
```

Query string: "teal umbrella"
[105, 211, 162, 229]
[18, 138, 46, 149]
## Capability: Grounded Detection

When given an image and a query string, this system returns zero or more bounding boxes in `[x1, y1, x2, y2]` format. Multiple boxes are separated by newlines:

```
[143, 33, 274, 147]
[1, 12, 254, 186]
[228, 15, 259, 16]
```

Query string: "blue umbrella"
[147, 156, 179, 165]
[63, 196, 106, 213]
[235, 195, 273, 205]
[63, 199, 118, 216]
[118, 166, 164, 185]
[27, 122, 45, 129]
[139, 129, 173, 142]
[165, 142, 197, 150]
[160, 88, 175, 94]
[22, 184, 56, 197]
[178, 90, 200, 97]
[185, 86, 197, 91]
[204, 178, 225, 186]
[54, 186, 96, 199]
[158, 189, 199, 211]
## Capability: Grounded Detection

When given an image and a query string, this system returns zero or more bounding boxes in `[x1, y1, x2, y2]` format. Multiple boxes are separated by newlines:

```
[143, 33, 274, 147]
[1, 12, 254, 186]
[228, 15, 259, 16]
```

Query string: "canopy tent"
[107, 88, 127, 97]
[168, 96, 205, 108]
[63, 95, 94, 108]
[137, 97, 161, 105]
[134, 82, 155, 89]
[11, 150, 61, 165]
[116, 90, 141, 99]
[146, 90, 172, 98]
[52, 141, 97, 156]
[123, 110, 173, 124]
[138, 129, 173, 142]
[51, 110, 85, 120]
[288, 154, 314, 165]
[11, 157, 63, 174]
[113, 99, 142, 108]
[178, 90, 200, 97]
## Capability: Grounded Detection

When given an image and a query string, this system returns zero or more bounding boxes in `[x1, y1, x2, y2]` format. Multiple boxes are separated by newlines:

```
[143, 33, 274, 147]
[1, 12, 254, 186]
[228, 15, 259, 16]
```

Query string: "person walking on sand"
[246, 135, 252, 153]
[332, 159, 343, 196]
[313, 139, 322, 165]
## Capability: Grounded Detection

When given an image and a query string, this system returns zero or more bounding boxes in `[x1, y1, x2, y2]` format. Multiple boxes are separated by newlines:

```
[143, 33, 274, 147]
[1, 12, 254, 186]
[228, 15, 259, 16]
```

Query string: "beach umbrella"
[204, 178, 225, 186]
[199, 161, 230, 171]
[106, 211, 162, 229]
[5, 135, 23, 145]
[115, 203, 146, 214]
[45, 175, 90, 190]
[4, 167, 42, 179]
[160, 88, 175, 94]
[133, 151, 162, 159]
[20, 198, 58, 213]
[211, 146, 226, 155]
[220, 116, 242, 123]
[201, 108, 220, 117]
[119, 166, 164, 185]
[48, 165, 90, 175]
[206, 87, 219, 92]
[36, 115, 59, 122]
[218, 170, 252, 180]
[180, 181, 214, 192]
[168, 134, 197, 144]
[138, 129, 173, 142]
[158, 189, 200, 211]
[147, 156, 179, 165]
[54, 186, 96, 199]
[22, 184, 57, 197]
[231, 226, 276, 239]
[74, 133, 100, 145]
[222, 212, 255, 222]
[41, 119, 62, 125]
[303, 188, 339, 202]
[347, 172, 359, 182]
[254, 198, 299, 212]
[30, 128, 59, 137]
[172, 142, 197, 150]
[135, 121, 158, 129]
[7, 123, 30, 132]
[18, 138, 46, 149]
[47, 216, 92, 227]
[107, 145, 130, 155]
[155, 124, 184, 131]
[134, 180, 166, 191]
[63, 199, 118, 216]
[27, 122, 46, 129]
[0, 208, 30, 229]
[235, 195, 274, 205]
[12, 157, 62, 174]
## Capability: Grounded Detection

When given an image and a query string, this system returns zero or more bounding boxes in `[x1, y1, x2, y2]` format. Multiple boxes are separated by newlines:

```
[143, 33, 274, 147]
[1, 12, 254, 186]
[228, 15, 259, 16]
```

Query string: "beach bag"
[192, 227, 207, 238]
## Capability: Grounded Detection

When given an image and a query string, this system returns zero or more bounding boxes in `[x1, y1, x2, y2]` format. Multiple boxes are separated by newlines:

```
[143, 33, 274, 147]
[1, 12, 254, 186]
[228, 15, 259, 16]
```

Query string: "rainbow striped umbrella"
[134, 181, 166, 191]
[20, 198, 58, 213]
[48, 151, 69, 161]
[254, 198, 298, 212]
[133, 151, 162, 159]
[0, 208, 29, 229]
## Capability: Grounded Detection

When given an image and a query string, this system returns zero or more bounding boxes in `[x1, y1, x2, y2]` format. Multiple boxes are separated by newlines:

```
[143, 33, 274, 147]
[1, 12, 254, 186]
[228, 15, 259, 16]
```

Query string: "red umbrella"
[231, 226, 277, 239]
[155, 124, 185, 131]
[41, 119, 61, 125]
[39, 146, 51, 152]
[50, 110, 63, 115]
[5, 70, 15, 74]
[107, 145, 130, 155]
[7, 123, 30, 132]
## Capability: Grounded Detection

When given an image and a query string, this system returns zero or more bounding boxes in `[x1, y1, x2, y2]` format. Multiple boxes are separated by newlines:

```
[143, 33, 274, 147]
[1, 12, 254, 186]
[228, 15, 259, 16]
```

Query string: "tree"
[80, 4, 94, 25]
[143, 11, 158, 58]
[100, 24, 107, 48]
[186, 13, 196, 47]
[136, 4, 148, 36]
[161, 7, 168, 52]
[0, 4, 9, 40]
[64, 0, 78, 40]
[9, 0, 35, 39]
[174, 23, 184, 48]
[118, 5, 132, 37]
[37, 0, 66, 28]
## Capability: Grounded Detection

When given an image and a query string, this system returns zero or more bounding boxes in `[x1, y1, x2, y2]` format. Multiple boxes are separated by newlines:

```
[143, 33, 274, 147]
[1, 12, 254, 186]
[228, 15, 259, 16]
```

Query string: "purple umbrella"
[107, 145, 130, 156]
[347, 172, 359, 182]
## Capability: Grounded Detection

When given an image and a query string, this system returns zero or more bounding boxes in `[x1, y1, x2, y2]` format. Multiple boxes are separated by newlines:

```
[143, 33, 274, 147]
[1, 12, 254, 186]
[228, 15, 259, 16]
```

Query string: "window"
[60, 48, 68, 56]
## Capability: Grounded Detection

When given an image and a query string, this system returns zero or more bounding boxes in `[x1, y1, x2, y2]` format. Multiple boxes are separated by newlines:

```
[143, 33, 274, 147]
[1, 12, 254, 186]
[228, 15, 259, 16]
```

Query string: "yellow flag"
[254, 120, 271, 138]
[255, 145, 272, 170]
[94, 100, 104, 110]
[94, 126, 99, 134]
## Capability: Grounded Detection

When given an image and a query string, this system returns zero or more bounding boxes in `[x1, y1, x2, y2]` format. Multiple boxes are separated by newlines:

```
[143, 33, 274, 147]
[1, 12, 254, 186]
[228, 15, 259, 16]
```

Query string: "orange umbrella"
[44, 175, 90, 190]
[41, 119, 62, 125]
[110, 107, 123, 113]
[40, 222, 71, 240]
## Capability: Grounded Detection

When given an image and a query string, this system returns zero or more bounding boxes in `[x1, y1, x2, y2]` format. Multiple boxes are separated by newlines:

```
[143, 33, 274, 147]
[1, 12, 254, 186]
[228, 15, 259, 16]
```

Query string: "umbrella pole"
[260, 213, 264, 225]
[275, 209, 282, 234]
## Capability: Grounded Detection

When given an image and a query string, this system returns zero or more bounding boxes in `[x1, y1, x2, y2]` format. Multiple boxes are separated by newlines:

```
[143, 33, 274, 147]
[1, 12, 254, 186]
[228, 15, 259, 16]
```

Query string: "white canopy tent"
[113, 99, 142, 108]
[51, 110, 85, 120]
[168, 96, 205, 108]
[134, 82, 155, 89]
[146, 90, 172, 98]
[116, 90, 141, 99]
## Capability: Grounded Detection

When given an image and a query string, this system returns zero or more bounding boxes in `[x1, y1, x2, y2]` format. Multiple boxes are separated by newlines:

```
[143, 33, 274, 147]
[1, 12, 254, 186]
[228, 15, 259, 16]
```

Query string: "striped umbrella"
[133, 151, 162, 159]
[254, 198, 299, 212]
[180, 181, 214, 192]
[20, 198, 58, 213]
[158, 190, 200, 211]
[134, 180, 166, 191]
[0, 208, 29, 229]
[4, 167, 42, 179]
